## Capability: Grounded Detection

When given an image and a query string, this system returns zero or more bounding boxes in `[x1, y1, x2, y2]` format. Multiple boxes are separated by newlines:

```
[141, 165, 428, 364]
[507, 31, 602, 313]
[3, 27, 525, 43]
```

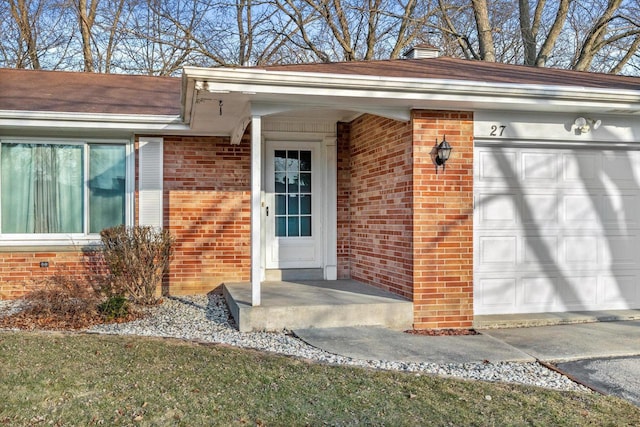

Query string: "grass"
[0, 332, 638, 426]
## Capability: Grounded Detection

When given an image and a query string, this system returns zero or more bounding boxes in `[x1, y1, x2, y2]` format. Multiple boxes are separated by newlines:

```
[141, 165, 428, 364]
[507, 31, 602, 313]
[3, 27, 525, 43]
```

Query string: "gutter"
[0, 110, 190, 132]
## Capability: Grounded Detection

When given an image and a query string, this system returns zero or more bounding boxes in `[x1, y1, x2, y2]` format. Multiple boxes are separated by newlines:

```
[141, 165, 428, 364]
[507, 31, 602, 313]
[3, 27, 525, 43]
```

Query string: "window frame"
[0, 137, 134, 246]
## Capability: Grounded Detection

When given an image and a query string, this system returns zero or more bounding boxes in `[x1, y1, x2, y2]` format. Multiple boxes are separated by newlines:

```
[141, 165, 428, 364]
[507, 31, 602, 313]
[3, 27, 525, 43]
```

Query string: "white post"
[250, 115, 262, 306]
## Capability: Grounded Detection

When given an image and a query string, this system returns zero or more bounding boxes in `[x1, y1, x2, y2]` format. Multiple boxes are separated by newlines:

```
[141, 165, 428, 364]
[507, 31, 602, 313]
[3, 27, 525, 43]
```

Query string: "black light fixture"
[434, 135, 452, 173]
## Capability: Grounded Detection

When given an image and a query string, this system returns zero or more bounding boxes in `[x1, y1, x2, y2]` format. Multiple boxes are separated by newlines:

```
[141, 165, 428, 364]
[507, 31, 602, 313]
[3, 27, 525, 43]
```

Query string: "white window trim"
[0, 136, 134, 246]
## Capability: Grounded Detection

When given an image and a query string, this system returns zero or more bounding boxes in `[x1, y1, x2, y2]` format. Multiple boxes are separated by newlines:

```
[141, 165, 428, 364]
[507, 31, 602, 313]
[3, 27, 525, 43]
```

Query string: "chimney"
[403, 44, 440, 59]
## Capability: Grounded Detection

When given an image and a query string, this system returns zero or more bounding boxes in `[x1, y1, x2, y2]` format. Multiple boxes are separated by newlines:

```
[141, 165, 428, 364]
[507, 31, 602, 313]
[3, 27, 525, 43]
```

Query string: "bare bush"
[99, 225, 174, 305]
[0, 274, 102, 330]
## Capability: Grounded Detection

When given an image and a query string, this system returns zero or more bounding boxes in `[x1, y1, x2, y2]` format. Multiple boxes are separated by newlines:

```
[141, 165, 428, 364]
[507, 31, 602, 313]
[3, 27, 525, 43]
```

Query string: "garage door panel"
[602, 193, 639, 226]
[558, 276, 598, 306]
[522, 235, 558, 265]
[602, 234, 638, 265]
[475, 146, 640, 315]
[562, 236, 599, 264]
[477, 192, 518, 225]
[563, 152, 599, 184]
[522, 152, 558, 181]
[603, 153, 639, 184]
[522, 194, 558, 223]
[477, 277, 517, 308]
[477, 149, 518, 181]
[522, 276, 557, 306]
[563, 194, 600, 224]
[479, 236, 517, 265]
[601, 275, 637, 305]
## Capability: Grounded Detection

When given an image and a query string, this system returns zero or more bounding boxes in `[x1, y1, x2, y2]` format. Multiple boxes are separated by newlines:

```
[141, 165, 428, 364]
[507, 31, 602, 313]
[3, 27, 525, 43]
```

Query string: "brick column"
[412, 111, 474, 329]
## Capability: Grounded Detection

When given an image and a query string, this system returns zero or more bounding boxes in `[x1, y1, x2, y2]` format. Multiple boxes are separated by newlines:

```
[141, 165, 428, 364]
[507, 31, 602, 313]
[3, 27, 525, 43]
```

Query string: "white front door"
[265, 141, 323, 269]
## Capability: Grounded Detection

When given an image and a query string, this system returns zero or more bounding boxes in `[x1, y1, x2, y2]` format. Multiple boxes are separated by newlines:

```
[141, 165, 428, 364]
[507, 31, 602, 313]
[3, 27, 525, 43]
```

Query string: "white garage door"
[474, 145, 640, 315]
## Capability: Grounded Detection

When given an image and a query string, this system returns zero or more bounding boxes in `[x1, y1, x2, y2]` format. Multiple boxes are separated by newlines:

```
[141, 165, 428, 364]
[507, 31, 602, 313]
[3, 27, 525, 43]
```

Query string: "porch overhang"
[181, 65, 640, 138]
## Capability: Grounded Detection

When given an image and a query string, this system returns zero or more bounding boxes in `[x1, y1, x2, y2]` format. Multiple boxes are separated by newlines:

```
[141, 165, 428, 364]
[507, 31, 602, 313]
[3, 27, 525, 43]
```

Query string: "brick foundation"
[0, 249, 101, 299]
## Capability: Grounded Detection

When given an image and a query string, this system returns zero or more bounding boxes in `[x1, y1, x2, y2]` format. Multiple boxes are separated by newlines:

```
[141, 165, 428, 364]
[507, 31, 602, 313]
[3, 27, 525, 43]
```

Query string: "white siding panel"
[138, 137, 163, 228]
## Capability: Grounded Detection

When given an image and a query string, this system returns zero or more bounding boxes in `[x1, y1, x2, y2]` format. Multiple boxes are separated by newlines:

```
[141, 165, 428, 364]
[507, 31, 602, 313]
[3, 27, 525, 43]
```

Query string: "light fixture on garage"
[574, 117, 602, 134]
[433, 136, 452, 174]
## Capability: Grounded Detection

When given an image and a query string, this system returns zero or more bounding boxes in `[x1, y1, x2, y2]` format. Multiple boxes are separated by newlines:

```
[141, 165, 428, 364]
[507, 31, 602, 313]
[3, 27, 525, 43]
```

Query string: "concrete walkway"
[295, 320, 640, 406]
[294, 319, 640, 365]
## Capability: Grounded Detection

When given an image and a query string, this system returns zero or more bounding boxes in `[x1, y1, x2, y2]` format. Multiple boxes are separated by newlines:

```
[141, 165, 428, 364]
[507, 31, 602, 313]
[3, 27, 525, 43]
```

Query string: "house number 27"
[490, 125, 507, 136]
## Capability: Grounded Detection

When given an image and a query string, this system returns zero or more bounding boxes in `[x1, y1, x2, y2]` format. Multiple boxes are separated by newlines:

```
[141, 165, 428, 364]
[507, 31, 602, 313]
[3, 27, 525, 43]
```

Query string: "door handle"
[266, 206, 269, 216]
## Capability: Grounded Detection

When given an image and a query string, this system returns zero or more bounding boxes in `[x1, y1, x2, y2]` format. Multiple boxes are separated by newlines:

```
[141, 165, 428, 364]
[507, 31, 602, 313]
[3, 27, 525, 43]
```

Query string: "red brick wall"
[163, 135, 251, 295]
[339, 114, 414, 299]
[0, 250, 92, 299]
[412, 111, 474, 329]
[336, 122, 351, 279]
[338, 111, 474, 329]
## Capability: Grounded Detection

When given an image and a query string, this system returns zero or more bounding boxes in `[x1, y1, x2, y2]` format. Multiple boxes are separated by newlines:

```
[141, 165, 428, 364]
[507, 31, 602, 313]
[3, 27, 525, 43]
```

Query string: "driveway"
[481, 320, 640, 406]
[555, 356, 640, 407]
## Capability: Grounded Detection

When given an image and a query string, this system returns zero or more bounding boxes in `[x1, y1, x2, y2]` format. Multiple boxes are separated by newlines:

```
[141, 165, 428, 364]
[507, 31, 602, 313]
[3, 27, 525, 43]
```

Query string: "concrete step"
[223, 280, 413, 332]
[264, 269, 324, 281]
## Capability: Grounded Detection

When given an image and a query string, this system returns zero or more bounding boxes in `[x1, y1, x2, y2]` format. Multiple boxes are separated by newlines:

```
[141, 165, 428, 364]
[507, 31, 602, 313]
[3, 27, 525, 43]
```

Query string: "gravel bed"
[73, 294, 589, 392]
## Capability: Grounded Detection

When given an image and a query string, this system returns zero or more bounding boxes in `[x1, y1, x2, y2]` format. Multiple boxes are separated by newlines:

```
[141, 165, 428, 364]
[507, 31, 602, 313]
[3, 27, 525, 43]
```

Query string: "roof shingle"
[263, 57, 640, 91]
[0, 68, 181, 115]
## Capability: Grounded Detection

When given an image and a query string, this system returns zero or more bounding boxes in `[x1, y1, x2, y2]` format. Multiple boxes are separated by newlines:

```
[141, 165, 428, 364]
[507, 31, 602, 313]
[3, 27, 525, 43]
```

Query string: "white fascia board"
[183, 66, 640, 112]
[0, 110, 189, 132]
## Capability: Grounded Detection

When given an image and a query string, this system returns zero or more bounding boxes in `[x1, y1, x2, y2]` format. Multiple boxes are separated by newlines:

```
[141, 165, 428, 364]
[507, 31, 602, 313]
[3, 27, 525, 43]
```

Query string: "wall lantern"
[574, 117, 602, 134]
[434, 136, 452, 173]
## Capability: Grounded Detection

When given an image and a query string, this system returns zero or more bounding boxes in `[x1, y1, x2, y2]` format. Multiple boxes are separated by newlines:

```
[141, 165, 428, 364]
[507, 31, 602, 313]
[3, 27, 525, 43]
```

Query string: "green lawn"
[0, 331, 638, 426]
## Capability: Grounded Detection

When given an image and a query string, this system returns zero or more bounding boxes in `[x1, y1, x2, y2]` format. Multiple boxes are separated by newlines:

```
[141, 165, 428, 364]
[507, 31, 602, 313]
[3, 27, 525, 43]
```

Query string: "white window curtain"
[1, 143, 83, 233]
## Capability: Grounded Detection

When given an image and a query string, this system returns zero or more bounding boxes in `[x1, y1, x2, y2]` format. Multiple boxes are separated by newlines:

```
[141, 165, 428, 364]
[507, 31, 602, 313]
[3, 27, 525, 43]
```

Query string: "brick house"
[2, 48, 640, 330]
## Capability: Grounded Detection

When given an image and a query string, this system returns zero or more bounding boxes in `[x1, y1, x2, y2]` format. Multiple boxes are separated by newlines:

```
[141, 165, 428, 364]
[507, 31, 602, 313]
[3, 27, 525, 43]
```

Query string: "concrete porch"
[222, 280, 413, 332]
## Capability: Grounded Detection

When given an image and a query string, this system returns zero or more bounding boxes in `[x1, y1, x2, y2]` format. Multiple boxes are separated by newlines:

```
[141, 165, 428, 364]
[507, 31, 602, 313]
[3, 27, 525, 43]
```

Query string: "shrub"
[97, 295, 129, 320]
[99, 225, 174, 305]
[0, 274, 101, 330]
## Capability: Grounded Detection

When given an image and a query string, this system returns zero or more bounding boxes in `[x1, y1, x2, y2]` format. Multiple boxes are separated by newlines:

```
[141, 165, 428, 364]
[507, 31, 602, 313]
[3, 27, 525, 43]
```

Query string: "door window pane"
[300, 151, 311, 171]
[300, 195, 311, 215]
[274, 151, 286, 171]
[287, 172, 299, 193]
[300, 216, 311, 236]
[275, 195, 286, 215]
[287, 217, 299, 237]
[299, 173, 311, 193]
[276, 217, 286, 237]
[273, 149, 312, 237]
[275, 172, 286, 193]
[288, 195, 299, 215]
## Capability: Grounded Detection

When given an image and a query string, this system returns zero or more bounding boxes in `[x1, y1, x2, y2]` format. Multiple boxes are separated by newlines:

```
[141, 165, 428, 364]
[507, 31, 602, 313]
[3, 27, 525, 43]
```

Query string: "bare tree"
[470, 0, 494, 61]
[273, 0, 438, 62]
[1, 0, 638, 75]
[73, 0, 100, 71]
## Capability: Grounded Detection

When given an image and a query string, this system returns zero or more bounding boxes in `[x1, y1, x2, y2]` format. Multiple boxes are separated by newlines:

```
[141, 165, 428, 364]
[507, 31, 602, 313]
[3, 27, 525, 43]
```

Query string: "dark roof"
[263, 57, 640, 91]
[0, 68, 181, 115]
